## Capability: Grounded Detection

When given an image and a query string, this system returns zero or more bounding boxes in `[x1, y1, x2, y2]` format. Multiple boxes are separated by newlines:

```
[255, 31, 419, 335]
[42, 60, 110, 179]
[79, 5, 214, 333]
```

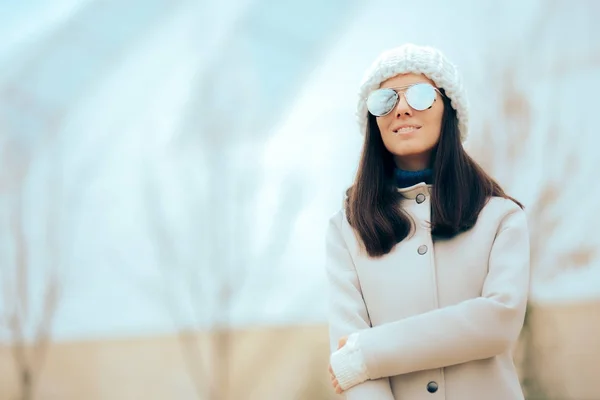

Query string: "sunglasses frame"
[366, 83, 444, 117]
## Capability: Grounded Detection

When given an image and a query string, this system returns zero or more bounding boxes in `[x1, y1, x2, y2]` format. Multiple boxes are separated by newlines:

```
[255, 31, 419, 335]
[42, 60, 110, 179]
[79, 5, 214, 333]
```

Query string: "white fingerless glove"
[330, 333, 370, 391]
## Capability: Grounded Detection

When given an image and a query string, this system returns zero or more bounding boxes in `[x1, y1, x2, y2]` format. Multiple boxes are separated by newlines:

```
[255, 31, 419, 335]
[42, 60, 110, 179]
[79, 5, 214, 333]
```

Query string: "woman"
[326, 43, 530, 400]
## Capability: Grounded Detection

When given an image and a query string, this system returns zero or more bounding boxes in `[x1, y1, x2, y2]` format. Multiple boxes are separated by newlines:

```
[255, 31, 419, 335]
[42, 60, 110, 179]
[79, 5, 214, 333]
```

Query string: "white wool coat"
[326, 182, 530, 400]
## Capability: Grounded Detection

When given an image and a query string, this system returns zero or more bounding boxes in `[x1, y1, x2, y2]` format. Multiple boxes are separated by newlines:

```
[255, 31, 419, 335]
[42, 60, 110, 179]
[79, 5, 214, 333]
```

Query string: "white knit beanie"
[356, 43, 469, 142]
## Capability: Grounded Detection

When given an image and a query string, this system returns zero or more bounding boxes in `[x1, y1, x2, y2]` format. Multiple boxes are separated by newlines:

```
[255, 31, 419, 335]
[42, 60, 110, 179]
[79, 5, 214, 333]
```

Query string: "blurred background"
[0, 1, 599, 399]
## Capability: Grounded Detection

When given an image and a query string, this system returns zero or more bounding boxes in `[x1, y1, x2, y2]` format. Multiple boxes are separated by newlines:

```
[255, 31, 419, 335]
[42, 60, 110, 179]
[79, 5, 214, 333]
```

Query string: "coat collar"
[396, 182, 432, 199]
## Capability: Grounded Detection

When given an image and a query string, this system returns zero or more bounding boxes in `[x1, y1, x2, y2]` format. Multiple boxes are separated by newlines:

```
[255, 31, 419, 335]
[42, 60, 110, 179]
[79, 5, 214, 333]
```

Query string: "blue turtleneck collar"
[394, 167, 433, 188]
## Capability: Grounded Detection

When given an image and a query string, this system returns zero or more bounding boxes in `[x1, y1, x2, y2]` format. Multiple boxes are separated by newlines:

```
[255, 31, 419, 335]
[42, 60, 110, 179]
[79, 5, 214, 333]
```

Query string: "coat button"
[416, 193, 426, 204]
[426, 381, 438, 393]
[417, 245, 428, 255]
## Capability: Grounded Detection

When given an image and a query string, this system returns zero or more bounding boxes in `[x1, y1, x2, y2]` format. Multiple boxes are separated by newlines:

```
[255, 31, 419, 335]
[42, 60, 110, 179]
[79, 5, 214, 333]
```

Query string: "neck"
[394, 153, 431, 171]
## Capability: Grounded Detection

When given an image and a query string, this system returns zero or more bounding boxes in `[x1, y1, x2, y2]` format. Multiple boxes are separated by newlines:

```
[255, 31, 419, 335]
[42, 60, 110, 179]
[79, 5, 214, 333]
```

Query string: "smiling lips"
[392, 125, 422, 135]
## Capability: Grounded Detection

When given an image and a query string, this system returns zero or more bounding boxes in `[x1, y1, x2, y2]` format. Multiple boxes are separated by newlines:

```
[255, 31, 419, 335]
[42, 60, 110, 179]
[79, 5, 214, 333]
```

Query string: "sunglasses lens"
[405, 83, 436, 111]
[367, 88, 398, 116]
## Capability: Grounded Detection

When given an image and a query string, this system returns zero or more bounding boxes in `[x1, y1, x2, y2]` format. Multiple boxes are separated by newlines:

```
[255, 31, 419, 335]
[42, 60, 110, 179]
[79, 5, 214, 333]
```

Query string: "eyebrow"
[378, 83, 442, 96]
[380, 82, 432, 90]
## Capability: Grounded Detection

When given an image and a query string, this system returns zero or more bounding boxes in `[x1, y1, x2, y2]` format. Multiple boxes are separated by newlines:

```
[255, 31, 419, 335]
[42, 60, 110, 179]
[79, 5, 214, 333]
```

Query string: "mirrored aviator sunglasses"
[366, 83, 442, 117]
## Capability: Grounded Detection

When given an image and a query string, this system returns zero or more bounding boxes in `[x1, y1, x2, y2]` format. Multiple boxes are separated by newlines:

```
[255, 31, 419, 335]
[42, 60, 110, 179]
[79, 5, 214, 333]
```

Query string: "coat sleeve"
[325, 212, 395, 399]
[358, 207, 531, 379]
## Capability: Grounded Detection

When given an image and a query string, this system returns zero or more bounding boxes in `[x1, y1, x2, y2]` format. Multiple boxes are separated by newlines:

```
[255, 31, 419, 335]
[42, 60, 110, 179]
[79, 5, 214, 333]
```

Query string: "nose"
[394, 93, 412, 117]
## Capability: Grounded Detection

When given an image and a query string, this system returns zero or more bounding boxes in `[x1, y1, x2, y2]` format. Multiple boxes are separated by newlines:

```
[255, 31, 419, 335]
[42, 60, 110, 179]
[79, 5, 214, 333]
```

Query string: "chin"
[389, 144, 430, 157]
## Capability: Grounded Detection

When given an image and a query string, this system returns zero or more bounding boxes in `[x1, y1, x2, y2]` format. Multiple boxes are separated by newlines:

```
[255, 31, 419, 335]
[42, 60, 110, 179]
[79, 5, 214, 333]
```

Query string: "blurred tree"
[0, 2, 186, 398]
[0, 104, 62, 400]
[142, 0, 360, 398]
[468, 1, 600, 398]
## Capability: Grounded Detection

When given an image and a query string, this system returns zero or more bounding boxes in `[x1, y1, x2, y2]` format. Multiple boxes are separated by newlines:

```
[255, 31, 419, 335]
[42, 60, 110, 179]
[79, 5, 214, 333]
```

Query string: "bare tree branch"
[0, 84, 64, 400]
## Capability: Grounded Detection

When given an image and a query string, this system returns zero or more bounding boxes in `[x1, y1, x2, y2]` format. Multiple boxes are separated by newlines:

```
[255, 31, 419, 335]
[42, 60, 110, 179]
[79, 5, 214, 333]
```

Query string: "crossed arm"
[326, 209, 530, 394]
[325, 213, 396, 399]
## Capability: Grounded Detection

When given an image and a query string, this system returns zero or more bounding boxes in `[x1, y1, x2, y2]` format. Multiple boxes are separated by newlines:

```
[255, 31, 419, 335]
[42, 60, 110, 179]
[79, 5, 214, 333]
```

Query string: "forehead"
[379, 73, 436, 89]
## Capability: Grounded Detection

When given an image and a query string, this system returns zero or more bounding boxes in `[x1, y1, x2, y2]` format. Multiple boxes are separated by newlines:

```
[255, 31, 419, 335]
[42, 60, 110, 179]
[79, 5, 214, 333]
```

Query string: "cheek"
[425, 108, 444, 133]
[375, 116, 388, 133]
[416, 112, 443, 146]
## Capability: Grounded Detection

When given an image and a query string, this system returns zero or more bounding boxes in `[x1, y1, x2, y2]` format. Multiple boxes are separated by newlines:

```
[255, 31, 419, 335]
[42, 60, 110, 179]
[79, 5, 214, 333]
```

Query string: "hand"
[329, 336, 348, 394]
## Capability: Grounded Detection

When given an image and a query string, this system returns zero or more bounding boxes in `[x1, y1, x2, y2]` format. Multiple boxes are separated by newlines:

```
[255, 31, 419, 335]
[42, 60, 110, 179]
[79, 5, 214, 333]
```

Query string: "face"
[374, 73, 444, 171]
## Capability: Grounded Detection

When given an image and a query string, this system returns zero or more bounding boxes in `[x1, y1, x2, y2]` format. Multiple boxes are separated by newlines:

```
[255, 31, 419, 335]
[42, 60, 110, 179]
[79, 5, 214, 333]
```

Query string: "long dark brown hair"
[345, 90, 523, 258]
